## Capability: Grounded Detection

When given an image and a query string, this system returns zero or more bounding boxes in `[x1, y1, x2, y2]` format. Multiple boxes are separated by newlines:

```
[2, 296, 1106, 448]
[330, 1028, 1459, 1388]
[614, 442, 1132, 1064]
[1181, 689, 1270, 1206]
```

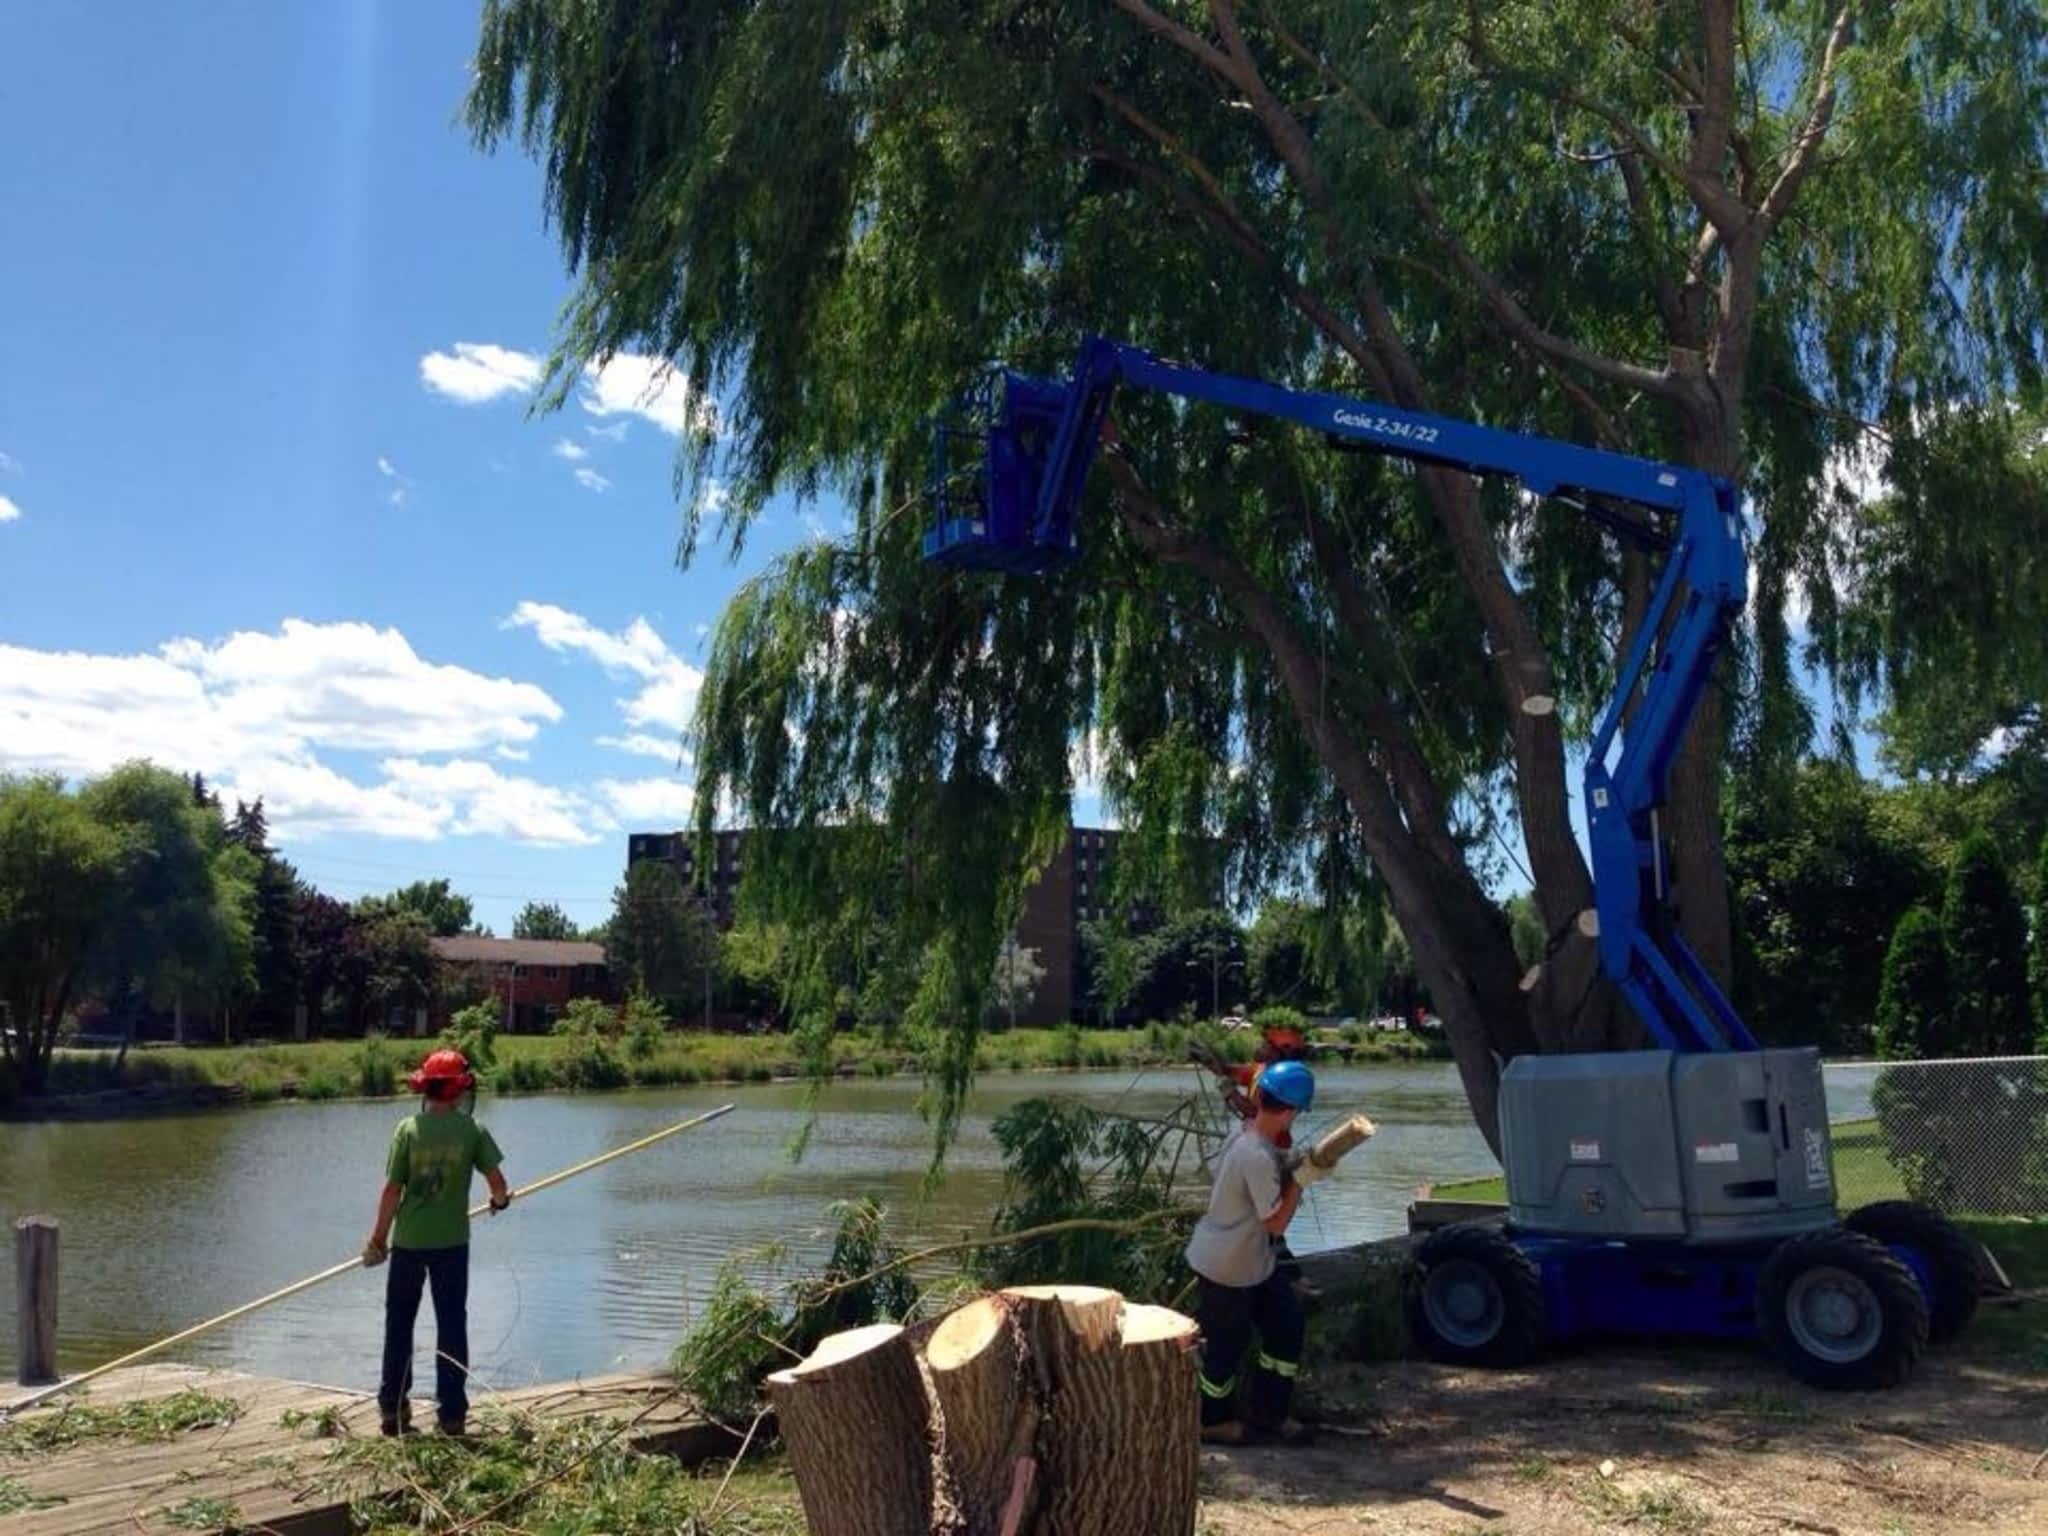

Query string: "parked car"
[1219, 1014, 1254, 1031]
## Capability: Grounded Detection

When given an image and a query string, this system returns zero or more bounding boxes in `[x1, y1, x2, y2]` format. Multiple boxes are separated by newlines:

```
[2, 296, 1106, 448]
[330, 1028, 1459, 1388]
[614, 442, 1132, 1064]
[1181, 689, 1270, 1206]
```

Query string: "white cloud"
[598, 732, 690, 763]
[0, 451, 19, 474]
[376, 456, 411, 507]
[0, 622, 586, 845]
[380, 758, 599, 846]
[419, 342, 545, 405]
[692, 622, 711, 639]
[551, 438, 589, 463]
[585, 422, 630, 443]
[580, 354, 715, 436]
[496, 744, 530, 762]
[0, 495, 19, 525]
[803, 511, 831, 541]
[573, 466, 613, 493]
[506, 601, 704, 734]
[593, 776, 696, 826]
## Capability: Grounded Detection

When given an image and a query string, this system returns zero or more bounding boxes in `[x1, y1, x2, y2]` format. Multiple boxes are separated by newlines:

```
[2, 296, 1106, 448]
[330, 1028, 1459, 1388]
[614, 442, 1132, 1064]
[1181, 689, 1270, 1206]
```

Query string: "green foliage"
[353, 1033, 399, 1098]
[359, 878, 473, 938]
[1727, 761, 1937, 1053]
[1875, 907, 1950, 1061]
[551, 997, 628, 1089]
[0, 1476, 62, 1515]
[1251, 1005, 1309, 1036]
[608, 860, 718, 1015]
[978, 1098, 1197, 1303]
[2034, 828, 2048, 1051]
[511, 899, 576, 941]
[1503, 894, 1545, 973]
[623, 993, 667, 1060]
[1942, 832, 2032, 1055]
[1872, 1063, 2048, 1215]
[673, 1199, 915, 1419]
[325, 1411, 802, 1536]
[160, 1497, 238, 1531]
[0, 775, 123, 1096]
[442, 1000, 500, 1073]
[0, 1390, 241, 1454]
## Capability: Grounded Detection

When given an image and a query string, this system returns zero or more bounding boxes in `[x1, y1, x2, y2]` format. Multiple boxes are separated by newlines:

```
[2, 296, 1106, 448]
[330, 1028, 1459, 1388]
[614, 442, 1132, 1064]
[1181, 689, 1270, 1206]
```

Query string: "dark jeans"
[378, 1244, 469, 1427]
[1195, 1270, 1305, 1428]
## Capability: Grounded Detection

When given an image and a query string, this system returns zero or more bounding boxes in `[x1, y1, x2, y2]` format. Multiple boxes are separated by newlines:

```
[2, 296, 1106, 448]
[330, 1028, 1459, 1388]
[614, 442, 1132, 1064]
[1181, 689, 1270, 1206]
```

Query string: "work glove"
[361, 1237, 388, 1269]
[1291, 1155, 1333, 1188]
[489, 1191, 512, 1215]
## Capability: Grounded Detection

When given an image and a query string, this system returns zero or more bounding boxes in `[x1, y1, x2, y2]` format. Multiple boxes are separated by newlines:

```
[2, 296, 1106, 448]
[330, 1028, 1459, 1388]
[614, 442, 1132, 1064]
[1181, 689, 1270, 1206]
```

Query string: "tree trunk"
[775, 1288, 1200, 1536]
[767, 1322, 940, 1536]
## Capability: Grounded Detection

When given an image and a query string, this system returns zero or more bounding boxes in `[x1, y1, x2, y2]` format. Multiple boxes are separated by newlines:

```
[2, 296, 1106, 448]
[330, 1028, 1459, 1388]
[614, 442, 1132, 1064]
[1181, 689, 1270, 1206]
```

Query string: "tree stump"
[1000, 1287, 1199, 1536]
[767, 1322, 937, 1536]
[775, 1288, 1200, 1536]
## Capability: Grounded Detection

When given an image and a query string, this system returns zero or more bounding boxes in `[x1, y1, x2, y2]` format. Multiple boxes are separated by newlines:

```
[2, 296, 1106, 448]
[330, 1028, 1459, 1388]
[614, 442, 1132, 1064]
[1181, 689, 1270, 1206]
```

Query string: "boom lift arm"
[925, 336, 1754, 1054]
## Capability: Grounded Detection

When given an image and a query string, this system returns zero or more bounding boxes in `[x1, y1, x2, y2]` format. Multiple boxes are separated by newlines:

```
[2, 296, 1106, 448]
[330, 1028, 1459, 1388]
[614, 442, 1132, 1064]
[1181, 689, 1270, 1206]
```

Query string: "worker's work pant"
[379, 1244, 470, 1427]
[1194, 1270, 1304, 1428]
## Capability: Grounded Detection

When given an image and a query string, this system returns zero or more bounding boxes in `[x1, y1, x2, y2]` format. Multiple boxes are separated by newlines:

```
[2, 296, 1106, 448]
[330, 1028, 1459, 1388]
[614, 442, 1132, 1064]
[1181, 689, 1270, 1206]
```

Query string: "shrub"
[354, 1034, 399, 1097]
[1054, 1021, 1084, 1069]
[441, 1001, 500, 1073]
[622, 994, 667, 1061]
[1251, 1005, 1310, 1036]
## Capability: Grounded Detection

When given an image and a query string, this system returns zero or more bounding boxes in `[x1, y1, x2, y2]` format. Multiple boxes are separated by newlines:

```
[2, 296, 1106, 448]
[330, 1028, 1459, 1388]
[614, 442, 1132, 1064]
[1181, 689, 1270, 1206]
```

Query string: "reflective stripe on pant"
[1194, 1269, 1305, 1428]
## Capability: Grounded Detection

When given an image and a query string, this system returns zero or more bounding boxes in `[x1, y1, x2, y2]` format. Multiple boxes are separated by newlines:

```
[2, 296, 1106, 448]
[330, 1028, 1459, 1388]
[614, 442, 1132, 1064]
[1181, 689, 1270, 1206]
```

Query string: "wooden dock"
[0, 1364, 743, 1535]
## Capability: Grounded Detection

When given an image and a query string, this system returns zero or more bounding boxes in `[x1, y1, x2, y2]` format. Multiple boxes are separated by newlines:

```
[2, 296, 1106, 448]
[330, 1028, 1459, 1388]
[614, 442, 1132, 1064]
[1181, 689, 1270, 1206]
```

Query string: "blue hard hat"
[1256, 1060, 1314, 1112]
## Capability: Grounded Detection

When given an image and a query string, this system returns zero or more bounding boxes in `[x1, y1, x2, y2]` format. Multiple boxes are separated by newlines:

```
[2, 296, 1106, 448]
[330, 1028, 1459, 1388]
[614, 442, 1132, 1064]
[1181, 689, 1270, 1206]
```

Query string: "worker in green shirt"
[362, 1047, 510, 1436]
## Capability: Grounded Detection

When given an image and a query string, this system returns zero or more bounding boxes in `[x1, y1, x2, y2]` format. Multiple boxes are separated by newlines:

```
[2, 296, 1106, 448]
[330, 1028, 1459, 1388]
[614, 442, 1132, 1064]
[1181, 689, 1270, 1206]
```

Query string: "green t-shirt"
[385, 1111, 504, 1251]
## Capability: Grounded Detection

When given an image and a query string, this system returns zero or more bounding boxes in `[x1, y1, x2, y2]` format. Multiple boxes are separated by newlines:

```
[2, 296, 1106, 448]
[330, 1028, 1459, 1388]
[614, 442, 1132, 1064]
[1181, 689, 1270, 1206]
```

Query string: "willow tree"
[470, 1, 2046, 1148]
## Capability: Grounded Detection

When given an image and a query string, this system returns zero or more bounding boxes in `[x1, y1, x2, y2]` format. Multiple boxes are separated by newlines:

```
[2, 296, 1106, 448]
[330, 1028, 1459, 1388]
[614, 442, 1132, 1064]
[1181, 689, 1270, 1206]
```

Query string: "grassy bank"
[28, 1019, 1448, 1106]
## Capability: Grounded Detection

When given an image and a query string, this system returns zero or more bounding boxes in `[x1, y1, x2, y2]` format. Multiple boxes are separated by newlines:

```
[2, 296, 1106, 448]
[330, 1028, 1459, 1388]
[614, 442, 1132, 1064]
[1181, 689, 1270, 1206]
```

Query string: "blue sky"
[0, 4, 865, 933]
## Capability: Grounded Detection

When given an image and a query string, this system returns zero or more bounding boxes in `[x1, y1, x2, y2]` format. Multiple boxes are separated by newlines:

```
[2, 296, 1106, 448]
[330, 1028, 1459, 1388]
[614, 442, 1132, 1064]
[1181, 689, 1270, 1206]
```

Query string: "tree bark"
[776, 1289, 1199, 1536]
[767, 1322, 941, 1536]
[999, 1285, 1197, 1536]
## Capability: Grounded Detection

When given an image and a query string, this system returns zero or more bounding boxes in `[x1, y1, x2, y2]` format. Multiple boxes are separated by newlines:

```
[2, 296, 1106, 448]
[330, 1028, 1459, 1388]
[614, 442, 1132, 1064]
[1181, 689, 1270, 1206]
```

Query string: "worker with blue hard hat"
[1184, 1058, 1317, 1445]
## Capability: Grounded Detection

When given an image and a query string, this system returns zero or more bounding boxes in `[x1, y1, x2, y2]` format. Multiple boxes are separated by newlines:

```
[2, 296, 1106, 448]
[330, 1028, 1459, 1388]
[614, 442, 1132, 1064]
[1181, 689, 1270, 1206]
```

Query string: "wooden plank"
[1, 1365, 729, 1536]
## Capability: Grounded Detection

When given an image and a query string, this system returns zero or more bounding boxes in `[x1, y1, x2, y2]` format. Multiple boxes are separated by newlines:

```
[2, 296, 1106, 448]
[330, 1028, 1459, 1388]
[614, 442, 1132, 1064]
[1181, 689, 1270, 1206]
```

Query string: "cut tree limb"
[767, 1322, 943, 1536]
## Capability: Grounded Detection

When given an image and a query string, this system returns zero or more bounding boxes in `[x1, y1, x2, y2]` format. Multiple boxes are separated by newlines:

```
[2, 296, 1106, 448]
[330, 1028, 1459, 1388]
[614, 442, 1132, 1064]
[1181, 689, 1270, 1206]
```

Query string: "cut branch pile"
[766, 1284, 1199, 1535]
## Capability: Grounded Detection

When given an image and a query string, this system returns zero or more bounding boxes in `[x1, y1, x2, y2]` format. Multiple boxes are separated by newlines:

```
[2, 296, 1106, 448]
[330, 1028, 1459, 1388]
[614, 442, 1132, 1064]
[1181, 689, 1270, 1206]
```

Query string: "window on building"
[545, 966, 560, 980]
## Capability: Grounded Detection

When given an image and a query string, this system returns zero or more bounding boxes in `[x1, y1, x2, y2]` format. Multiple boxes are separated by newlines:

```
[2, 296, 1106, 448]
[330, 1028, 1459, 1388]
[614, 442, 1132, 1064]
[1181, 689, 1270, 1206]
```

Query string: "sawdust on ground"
[1195, 1324, 2048, 1536]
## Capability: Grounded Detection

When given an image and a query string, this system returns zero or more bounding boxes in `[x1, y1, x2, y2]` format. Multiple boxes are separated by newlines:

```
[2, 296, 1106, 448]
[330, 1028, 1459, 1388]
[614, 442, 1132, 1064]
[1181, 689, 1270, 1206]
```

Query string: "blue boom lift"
[923, 336, 1984, 1388]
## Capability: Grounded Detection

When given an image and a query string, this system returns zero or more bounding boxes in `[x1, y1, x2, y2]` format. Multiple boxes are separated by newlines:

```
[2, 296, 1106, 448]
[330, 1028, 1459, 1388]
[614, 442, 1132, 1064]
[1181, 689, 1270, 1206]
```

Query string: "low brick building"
[430, 936, 610, 1033]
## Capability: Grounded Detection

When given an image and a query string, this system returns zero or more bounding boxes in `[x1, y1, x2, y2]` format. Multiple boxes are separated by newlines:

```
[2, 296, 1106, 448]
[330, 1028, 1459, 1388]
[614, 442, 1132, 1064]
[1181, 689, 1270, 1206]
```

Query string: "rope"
[2, 1104, 737, 1417]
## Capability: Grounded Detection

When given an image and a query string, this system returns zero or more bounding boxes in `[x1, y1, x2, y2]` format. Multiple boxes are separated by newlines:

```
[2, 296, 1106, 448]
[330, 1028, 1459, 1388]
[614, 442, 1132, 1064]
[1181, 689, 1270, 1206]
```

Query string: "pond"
[0, 1063, 1497, 1390]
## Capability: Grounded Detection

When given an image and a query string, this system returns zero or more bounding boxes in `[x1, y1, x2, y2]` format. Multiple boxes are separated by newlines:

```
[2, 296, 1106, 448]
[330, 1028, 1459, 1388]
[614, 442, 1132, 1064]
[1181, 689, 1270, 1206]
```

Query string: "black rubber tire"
[1758, 1227, 1929, 1390]
[1405, 1224, 1546, 1368]
[1844, 1200, 1981, 1343]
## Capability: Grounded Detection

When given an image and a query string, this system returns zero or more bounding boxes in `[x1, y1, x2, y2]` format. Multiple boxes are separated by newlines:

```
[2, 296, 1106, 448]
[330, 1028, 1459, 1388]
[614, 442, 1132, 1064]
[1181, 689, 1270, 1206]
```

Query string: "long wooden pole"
[3, 1102, 736, 1416]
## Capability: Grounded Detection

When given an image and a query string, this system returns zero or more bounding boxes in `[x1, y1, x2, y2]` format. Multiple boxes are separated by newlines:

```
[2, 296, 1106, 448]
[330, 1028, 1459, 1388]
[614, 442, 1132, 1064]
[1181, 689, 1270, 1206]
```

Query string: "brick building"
[430, 935, 611, 1033]
[625, 825, 1147, 1027]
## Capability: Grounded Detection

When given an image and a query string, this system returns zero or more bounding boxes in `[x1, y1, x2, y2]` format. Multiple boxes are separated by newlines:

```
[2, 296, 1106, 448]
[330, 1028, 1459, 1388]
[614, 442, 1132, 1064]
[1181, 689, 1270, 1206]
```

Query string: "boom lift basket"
[923, 368, 1080, 572]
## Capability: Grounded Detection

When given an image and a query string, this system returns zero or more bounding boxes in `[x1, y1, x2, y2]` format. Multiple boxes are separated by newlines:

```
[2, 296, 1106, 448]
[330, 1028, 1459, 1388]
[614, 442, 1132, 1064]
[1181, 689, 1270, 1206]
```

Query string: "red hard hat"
[1263, 1026, 1307, 1054]
[408, 1048, 475, 1095]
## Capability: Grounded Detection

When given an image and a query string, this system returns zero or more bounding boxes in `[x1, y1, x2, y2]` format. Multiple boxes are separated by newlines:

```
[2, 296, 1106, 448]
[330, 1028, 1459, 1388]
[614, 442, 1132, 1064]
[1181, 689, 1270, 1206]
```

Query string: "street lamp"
[1187, 952, 1246, 1024]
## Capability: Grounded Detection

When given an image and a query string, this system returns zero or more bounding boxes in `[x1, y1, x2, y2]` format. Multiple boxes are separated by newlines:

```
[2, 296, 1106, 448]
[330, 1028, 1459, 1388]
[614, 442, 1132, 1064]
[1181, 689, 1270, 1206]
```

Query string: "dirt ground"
[1195, 1321, 2048, 1536]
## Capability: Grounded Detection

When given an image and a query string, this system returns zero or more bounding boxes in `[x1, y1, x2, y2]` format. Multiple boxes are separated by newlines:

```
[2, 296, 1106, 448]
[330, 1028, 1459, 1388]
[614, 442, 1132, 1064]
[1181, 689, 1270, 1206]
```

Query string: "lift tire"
[1758, 1227, 1928, 1390]
[1406, 1224, 1546, 1368]
[1844, 1200, 1981, 1343]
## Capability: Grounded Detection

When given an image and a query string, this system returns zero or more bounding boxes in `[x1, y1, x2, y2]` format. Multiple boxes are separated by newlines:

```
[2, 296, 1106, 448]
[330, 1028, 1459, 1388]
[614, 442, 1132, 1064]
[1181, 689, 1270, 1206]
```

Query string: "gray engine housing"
[1497, 1048, 1838, 1242]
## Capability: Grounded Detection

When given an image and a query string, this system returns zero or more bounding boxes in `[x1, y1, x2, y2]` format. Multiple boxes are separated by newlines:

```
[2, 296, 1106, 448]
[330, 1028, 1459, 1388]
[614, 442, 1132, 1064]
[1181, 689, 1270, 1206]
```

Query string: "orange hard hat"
[408, 1048, 475, 1096]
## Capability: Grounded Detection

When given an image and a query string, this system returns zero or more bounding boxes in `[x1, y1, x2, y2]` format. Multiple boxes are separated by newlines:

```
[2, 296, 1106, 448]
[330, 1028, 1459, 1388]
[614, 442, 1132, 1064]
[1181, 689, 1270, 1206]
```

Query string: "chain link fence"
[1825, 1056, 2048, 1217]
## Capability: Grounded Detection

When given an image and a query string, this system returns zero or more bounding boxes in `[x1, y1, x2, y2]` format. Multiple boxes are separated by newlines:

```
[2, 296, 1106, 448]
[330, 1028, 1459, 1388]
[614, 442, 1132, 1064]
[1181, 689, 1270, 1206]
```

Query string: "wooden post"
[15, 1215, 58, 1387]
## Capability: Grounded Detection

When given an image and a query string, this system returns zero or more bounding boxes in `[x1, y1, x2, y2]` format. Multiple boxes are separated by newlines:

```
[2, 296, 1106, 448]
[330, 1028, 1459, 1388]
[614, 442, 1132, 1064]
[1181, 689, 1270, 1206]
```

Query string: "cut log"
[767, 1322, 937, 1536]
[925, 1296, 1029, 1536]
[996, 1285, 1200, 1536]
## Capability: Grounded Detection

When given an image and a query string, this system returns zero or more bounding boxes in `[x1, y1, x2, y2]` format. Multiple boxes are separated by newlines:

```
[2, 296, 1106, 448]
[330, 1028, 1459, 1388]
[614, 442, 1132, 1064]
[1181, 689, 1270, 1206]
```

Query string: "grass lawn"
[32, 1019, 1446, 1105]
